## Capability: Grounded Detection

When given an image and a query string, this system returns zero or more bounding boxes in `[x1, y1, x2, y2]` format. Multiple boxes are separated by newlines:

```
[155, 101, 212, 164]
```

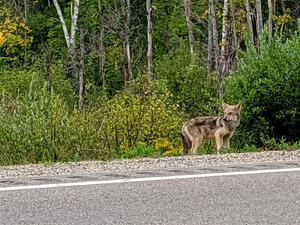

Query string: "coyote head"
[222, 103, 241, 126]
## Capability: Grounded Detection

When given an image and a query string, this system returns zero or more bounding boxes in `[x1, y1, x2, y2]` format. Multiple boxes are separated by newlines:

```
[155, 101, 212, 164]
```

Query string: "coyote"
[181, 103, 241, 154]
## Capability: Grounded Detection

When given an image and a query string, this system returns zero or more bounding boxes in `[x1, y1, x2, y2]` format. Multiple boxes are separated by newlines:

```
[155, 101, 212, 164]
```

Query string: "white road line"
[0, 167, 300, 192]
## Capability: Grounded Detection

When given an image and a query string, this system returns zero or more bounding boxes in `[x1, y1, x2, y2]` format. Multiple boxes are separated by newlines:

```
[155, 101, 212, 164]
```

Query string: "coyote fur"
[181, 103, 241, 154]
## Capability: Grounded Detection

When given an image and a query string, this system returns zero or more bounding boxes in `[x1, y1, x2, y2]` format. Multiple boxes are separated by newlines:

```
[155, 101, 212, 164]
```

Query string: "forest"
[0, 0, 299, 165]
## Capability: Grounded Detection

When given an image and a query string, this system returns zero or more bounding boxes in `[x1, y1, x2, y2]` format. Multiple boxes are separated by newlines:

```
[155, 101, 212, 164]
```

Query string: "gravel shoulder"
[1, 150, 300, 178]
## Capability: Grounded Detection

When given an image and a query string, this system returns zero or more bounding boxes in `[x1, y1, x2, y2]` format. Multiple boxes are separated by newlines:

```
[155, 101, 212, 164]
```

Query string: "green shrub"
[225, 36, 300, 149]
[155, 46, 220, 117]
[93, 83, 184, 157]
[0, 84, 73, 164]
[121, 142, 157, 159]
[0, 78, 184, 165]
[0, 69, 42, 98]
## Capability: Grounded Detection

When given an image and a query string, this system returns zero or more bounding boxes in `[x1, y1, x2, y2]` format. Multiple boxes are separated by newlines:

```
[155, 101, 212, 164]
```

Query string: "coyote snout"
[181, 103, 241, 154]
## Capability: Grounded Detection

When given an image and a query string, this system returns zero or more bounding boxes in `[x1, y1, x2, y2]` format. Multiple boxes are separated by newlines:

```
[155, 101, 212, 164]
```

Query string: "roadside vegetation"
[0, 0, 299, 165]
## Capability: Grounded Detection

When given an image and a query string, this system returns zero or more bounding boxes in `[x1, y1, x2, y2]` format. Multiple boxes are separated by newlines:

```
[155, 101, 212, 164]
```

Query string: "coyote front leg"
[223, 133, 232, 149]
[214, 130, 223, 152]
[191, 135, 203, 155]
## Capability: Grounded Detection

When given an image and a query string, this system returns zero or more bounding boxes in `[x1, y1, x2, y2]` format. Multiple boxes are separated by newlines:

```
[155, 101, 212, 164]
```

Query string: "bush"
[0, 84, 74, 164]
[155, 45, 220, 117]
[0, 78, 184, 165]
[91, 82, 184, 157]
[225, 36, 300, 149]
[0, 69, 42, 98]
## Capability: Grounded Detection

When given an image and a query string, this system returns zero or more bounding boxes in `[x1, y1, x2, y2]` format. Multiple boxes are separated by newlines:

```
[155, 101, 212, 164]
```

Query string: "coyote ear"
[222, 103, 230, 110]
[236, 103, 242, 111]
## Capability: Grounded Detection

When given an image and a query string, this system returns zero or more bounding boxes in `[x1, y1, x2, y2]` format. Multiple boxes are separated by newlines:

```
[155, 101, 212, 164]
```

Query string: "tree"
[268, 0, 274, 42]
[52, 0, 80, 56]
[98, 0, 106, 88]
[0, 7, 32, 64]
[183, 0, 195, 56]
[208, 0, 219, 71]
[146, 0, 153, 80]
[256, 0, 263, 47]
[78, 27, 85, 109]
[121, 0, 133, 83]
[220, 0, 230, 97]
[245, 0, 254, 45]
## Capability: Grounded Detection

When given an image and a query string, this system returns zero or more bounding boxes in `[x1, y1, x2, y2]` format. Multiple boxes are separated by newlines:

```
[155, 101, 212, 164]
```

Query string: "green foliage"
[0, 78, 184, 165]
[121, 142, 157, 159]
[0, 66, 76, 105]
[155, 46, 220, 117]
[0, 84, 73, 164]
[0, 7, 33, 66]
[0, 69, 42, 98]
[155, 138, 182, 157]
[95, 80, 184, 156]
[1, 0, 300, 166]
[225, 35, 300, 149]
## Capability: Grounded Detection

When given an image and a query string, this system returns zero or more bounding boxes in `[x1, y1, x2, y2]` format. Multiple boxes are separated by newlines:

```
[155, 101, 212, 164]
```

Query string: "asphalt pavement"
[0, 162, 300, 225]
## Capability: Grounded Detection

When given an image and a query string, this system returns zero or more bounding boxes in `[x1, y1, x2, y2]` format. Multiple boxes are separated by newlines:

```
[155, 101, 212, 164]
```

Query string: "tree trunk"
[98, 0, 106, 88]
[53, 0, 80, 55]
[268, 0, 274, 42]
[230, 1, 238, 72]
[53, 0, 70, 49]
[146, 0, 153, 80]
[99, 23, 106, 88]
[183, 0, 195, 56]
[79, 28, 85, 110]
[121, 0, 133, 85]
[24, 0, 28, 20]
[208, 4, 213, 72]
[125, 0, 133, 81]
[281, 0, 285, 12]
[245, 0, 254, 45]
[221, 0, 229, 60]
[256, 0, 263, 46]
[220, 0, 230, 98]
[69, 0, 80, 56]
[53, 0, 80, 83]
[208, 0, 219, 71]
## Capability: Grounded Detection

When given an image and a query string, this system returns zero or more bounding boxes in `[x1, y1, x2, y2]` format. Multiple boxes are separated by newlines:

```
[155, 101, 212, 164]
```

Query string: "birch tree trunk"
[221, 0, 229, 60]
[69, 0, 80, 56]
[220, 0, 230, 97]
[245, 0, 254, 45]
[146, 0, 153, 80]
[53, 0, 80, 86]
[125, 0, 133, 81]
[53, 0, 70, 49]
[268, 0, 274, 42]
[78, 28, 85, 110]
[53, 0, 80, 56]
[256, 0, 263, 46]
[183, 0, 195, 56]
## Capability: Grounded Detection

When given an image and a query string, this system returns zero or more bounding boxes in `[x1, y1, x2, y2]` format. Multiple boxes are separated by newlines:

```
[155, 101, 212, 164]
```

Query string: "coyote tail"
[181, 125, 191, 154]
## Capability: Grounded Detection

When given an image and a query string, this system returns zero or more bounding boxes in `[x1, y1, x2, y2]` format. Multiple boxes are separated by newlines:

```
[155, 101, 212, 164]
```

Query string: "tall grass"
[0, 81, 184, 165]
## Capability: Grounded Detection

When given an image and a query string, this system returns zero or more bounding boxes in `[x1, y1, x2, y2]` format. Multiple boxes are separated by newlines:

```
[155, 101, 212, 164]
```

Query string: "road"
[0, 162, 300, 225]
